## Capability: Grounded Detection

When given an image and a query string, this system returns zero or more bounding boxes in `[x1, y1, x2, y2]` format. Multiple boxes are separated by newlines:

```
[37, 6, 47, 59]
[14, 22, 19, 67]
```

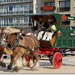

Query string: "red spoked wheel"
[52, 52, 62, 69]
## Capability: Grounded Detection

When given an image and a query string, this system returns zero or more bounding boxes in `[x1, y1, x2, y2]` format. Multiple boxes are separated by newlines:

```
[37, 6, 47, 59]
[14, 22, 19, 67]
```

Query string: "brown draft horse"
[0, 28, 6, 67]
[0, 47, 6, 67]
[1, 31, 40, 72]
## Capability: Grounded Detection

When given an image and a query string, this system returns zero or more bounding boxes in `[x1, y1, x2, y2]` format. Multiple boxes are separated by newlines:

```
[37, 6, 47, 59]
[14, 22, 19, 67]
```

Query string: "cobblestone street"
[0, 56, 75, 74]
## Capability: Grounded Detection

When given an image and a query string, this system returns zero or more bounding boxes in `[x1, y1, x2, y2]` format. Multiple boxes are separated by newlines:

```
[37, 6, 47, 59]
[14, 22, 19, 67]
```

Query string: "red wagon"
[25, 13, 63, 69]
[25, 13, 75, 69]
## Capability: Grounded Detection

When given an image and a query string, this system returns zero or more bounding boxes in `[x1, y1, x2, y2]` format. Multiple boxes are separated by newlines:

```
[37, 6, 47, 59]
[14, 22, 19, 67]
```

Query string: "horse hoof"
[13, 66, 19, 72]
[7, 65, 12, 70]
[2, 63, 6, 67]
[30, 67, 35, 71]
[35, 68, 39, 71]
[31, 68, 35, 71]
[30, 67, 39, 71]
[0, 61, 6, 67]
[33, 67, 39, 71]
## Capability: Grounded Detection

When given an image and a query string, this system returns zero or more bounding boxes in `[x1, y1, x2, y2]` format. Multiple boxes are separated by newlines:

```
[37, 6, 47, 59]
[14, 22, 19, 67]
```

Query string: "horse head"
[1, 33, 8, 47]
[1, 32, 19, 49]
[1, 27, 21, 48]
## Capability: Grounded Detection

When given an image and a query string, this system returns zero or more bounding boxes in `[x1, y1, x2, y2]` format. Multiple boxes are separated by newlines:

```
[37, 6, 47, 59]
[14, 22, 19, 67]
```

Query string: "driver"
[33, 16, 49, 37]
[33, 16, 49, 33]
[41, 16, 57, 41]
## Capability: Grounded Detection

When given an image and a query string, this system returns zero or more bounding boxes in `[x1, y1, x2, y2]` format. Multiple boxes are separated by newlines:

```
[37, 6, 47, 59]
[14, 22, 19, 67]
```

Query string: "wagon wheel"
[52, 52, 62, 69]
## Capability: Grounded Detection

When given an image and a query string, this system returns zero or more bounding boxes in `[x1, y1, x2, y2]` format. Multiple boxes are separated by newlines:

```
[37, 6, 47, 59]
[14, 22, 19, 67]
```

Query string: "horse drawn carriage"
[25, 13, 75, 69]
[0, 13, 75, 72]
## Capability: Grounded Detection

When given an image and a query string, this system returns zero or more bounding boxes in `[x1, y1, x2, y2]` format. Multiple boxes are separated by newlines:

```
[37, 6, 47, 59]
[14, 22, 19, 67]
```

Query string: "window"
[59, 0, 70, 7]
[0, 0, 3, 3]
[20, 5, 24, 11]
[0, 18, 2, 24]
[20, 17, 24, 23]
[7, 0, 10, 2]
[9, 18, 13, 23]
[45, 2, 50, 6]
[24, 0, 29, 1]
[4, 0, 7, 2]
[45, 2, 55, 6]
[8, 6, 13, 11]
[9, 6, 13, 11]
[4, 18, 8, 26]
[23, 4, 29, 12]
[66, 1, 70, 7]
[0, 18, 1, 23]
[29, 4, 33, 13]
[15, 5, 21, 11]
[44, 2, 55, 12]
[51, 2, 55, 6]
[24, 17, 29, 23]
[62, 14, 70, 26]
[29, 0, 33, 1]
[60, 2, 65, 7]
[16, 17, 20, 23]
[0, 6, 3, 13]
[16, 0, 20, 1]
[29, 18, 32, 26]
[59, 0, 70, 11]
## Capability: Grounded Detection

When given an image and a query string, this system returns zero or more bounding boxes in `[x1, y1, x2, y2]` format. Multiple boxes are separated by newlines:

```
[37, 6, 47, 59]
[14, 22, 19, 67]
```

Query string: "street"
[0, 56, 75, 74]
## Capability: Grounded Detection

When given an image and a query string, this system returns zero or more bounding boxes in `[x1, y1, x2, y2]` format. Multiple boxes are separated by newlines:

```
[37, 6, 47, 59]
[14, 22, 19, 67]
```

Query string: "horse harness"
[6, 33, 39, 55]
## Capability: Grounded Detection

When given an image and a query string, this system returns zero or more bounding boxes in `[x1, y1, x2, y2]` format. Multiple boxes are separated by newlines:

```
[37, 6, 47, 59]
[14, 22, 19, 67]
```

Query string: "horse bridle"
[3, 33, 19, 50]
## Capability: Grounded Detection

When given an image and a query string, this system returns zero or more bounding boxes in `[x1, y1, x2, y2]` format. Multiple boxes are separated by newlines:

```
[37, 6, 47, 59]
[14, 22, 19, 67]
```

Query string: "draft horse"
[1, 28, 40, 72]
[0, 47, 6, 67]
[0, 28, 6, 68]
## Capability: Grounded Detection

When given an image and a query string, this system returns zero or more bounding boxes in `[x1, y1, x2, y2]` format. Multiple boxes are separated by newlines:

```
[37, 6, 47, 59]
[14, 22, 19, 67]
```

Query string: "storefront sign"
[42, 6, 54, 11]
[68, 17, 74, 20]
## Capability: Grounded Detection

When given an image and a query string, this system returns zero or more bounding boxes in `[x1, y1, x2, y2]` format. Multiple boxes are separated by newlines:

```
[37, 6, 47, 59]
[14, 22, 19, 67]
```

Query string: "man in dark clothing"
[35, 16, 49, 30]
[33, 16, 49, 33]
[32, 16, 49, 40]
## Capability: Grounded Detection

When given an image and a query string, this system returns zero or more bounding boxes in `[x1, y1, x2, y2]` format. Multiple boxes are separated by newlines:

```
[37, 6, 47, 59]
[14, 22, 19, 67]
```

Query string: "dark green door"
[56, 28, 75, 48]
[62, 30, 68, 47]
[68, 30, 75, 47]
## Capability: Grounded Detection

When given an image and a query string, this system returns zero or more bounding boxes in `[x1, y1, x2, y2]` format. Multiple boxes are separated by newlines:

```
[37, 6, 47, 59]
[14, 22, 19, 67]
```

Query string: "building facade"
[0, 0, 75, 31]
[37, 0, 75, 26]
[0, 0, 34, 32]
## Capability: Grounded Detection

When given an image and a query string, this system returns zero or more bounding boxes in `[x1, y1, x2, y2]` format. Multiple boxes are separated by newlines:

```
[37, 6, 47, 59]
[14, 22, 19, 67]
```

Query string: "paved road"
[0, 56, 75, 74]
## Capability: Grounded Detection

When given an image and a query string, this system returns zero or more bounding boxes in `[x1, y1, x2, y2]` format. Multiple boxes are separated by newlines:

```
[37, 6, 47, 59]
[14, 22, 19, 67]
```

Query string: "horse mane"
[4, 27, 21, 34]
